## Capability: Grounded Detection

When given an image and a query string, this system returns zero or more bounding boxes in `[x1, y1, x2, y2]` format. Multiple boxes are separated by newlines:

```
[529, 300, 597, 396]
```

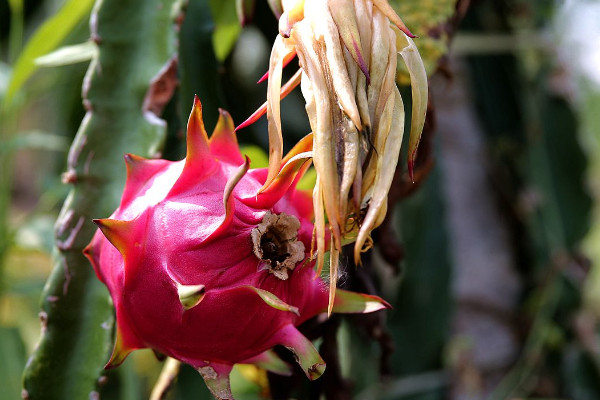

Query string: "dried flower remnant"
[242, 0, 428, 312]
[252, 211, 306, 280]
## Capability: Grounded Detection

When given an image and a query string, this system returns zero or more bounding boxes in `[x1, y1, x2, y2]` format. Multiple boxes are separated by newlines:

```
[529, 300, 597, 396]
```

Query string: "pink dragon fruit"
[84, 96, 389, 399]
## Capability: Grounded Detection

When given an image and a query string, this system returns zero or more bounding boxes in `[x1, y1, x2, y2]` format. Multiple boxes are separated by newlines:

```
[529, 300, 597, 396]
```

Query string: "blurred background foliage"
[2, 0, 600, 399]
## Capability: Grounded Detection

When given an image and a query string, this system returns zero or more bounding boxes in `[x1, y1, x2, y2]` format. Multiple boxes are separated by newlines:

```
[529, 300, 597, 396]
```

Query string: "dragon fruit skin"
[84, 97, 389, 397]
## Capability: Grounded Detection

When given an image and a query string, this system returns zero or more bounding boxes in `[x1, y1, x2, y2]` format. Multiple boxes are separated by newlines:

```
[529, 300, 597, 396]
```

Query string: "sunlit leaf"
[35, 41, 97, 68]
[7, 0, 23, 13]
[208, 0, 242, 62]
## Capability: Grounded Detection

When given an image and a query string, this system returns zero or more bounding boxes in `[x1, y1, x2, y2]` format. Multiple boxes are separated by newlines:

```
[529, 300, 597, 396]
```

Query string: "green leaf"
[0, 326, 26, 400]
[5, 0, 95, 101]
[0, 131, 67, 154]
[35, 41, 97, 68]
[209, 0, 242, 62]
[15, 215, 56, 253]
[7, 0, 23, 13]
[532, 91, 592, 250]
[7, 0, 24, 63]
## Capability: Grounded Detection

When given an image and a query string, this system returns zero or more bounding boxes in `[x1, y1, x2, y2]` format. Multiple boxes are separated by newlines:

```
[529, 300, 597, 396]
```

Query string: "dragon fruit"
[84, 97, 390, 399]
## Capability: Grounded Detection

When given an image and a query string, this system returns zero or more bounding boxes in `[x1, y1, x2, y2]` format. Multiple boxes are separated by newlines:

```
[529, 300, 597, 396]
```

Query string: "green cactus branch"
[21, 0, 182, 398]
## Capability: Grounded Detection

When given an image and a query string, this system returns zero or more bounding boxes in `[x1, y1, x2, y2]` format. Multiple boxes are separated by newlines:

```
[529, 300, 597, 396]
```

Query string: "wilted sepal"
[395, 29, 428, 181]
[264, 35, 295, 189]
[275, 324, 326, 380]
[177, 284, 206, 310]
[243, 286, 300, 316]
[329, 289, 391, 313]
[197, 363, 234, 400]
[355, 87, 405, 263]
[244, 152, 311, 210]
[328, 0, 370, 82]
[372, 0, 416, 38]
[241, 349, 293, 376]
